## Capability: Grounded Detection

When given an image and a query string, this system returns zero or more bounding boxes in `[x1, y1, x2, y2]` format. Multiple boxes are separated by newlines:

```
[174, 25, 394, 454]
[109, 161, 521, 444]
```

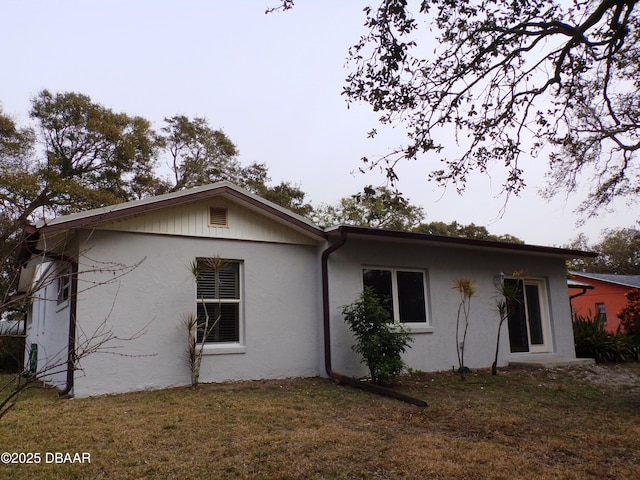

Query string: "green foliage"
[414, 221, 524, 244]
[313, 186, 424, 230]
[566, 228, 640, 274]
[0, 91, 315, 319]
[251, 179, 314, 217]
[341, 287, 413, 385]
[618, 289, 640, 342]
[30, 90, 160, 208]
[159, 115, 240, 192]
[573, 314, 639, 364]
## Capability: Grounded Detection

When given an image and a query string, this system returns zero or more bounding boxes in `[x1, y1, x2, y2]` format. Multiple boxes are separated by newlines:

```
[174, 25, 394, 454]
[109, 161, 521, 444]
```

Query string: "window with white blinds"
[195, 258, 241, 343]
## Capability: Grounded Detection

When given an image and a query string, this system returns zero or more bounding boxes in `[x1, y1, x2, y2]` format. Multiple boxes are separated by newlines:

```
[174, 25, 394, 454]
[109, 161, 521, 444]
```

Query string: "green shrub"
[573, 315, 638, 363]
[341, 287, 413, 385]
[618, 289, 640, 345]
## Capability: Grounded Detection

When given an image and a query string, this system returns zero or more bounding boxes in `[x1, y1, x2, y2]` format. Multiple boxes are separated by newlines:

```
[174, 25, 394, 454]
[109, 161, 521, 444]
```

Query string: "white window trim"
[362, 265, 432, 333]
[195, 259, 245, 353]
[506, 276, 553, 354]
[56, 266, 71, 311]
[201, 343, 247, 355]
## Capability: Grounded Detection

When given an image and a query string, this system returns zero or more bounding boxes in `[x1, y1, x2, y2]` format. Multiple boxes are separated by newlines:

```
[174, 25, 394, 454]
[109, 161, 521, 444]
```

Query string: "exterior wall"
[326, 238, 576, 377]
[71, 229, 321, 397]
[24, 261, 71, 387]
[570, 276, 630, 333]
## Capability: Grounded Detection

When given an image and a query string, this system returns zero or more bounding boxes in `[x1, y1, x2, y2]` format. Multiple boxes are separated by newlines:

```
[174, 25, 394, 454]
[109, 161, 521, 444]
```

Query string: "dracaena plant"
[452, 278, 476, 380]
[184, 256, 227, 388]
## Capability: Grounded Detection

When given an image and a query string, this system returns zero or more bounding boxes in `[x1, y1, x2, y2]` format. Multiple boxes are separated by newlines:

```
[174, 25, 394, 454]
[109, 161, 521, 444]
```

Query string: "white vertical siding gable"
[94, 198, 318, 245]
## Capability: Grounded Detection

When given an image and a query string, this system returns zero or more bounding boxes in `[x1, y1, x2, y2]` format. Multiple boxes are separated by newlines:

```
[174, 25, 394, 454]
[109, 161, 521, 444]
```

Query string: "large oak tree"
[0, 91, 313, 314]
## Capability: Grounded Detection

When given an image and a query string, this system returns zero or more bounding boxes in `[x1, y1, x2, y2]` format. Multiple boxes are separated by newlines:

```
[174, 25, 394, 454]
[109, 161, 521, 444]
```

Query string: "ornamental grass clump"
[341, 287, 413, 385]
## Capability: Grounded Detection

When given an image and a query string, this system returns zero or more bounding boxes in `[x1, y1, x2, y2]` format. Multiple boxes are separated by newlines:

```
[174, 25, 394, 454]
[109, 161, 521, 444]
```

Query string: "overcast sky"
[2, 0, 637, 246]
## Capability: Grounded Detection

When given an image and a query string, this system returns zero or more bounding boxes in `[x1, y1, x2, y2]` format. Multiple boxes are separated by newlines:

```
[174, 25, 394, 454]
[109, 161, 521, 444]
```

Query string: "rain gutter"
[321, 226, 427, 407]
[569, 286, 593, 301]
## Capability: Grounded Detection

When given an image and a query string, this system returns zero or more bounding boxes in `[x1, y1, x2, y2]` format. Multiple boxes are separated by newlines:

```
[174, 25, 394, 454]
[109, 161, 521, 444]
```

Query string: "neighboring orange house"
[569, 272, 640, 333]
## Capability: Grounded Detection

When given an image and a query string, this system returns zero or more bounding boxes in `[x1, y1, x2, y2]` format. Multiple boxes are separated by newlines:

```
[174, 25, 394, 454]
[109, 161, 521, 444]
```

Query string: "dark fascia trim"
[327, 225, 598, 259]
[37, 185, 326, 240]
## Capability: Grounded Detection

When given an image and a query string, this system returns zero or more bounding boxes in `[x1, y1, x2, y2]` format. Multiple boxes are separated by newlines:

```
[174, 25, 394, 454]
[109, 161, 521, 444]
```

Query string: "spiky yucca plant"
[452, 278, 476, 379]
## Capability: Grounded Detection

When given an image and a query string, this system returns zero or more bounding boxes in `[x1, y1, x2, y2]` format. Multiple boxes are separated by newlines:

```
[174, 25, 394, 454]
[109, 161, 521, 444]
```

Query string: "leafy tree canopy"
[414, 221, 524, 243]
[271, 0, 640, 217]
[567, 227, 640, 274]
[157, 116, 314, 215]
[30, 90, 161, 211]
[312, 186, 523, 243]
[313, 186, 425, 230]
[0, 91, 313, 313]
[159, 114, 241, 193]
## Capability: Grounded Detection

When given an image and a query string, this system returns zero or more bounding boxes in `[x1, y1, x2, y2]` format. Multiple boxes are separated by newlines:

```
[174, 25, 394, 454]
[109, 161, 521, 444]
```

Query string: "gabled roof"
[326, 225, 597, 260]
[34, 181, 325, 239]
[24, 181, 597, 260]
[571, 272, 640, 289]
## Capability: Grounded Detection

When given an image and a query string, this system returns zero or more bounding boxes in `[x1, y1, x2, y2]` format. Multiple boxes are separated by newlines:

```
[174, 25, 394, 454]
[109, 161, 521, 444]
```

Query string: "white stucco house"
[16, 182, 596, 398]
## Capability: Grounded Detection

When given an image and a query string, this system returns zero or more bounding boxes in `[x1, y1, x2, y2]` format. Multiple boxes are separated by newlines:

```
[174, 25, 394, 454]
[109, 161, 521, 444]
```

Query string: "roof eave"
[326, 224, 597, 259]
[570, 272, 640, 289]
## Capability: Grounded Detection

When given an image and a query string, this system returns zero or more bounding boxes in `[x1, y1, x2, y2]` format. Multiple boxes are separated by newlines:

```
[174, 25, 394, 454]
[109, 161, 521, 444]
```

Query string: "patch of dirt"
[562, 363, 640, 387]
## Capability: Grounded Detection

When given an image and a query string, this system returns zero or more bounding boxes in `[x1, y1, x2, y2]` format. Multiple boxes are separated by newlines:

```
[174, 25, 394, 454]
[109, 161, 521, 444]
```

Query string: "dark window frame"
[362, 267, 429, 324]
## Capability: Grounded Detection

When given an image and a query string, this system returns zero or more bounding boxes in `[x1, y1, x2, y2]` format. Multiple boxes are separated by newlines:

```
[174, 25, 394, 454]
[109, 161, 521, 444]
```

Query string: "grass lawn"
[1, 363, 639, 479]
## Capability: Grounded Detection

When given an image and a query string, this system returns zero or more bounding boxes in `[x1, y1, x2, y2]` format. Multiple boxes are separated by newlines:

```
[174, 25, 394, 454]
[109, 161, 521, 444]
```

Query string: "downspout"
[569, 287, 589, 301]
[321, 227, 427, 407]
[56, 258, 77, 397]
[22, 230, 77, 397]
[569, 287, 590, 318]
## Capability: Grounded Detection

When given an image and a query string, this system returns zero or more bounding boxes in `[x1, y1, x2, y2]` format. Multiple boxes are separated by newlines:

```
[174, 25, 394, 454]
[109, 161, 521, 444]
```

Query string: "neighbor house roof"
[570, 272, 640, 289]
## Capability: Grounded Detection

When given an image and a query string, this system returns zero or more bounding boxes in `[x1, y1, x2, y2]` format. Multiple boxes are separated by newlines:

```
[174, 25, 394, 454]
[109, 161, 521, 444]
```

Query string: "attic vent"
[209, 207, 228, 226]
